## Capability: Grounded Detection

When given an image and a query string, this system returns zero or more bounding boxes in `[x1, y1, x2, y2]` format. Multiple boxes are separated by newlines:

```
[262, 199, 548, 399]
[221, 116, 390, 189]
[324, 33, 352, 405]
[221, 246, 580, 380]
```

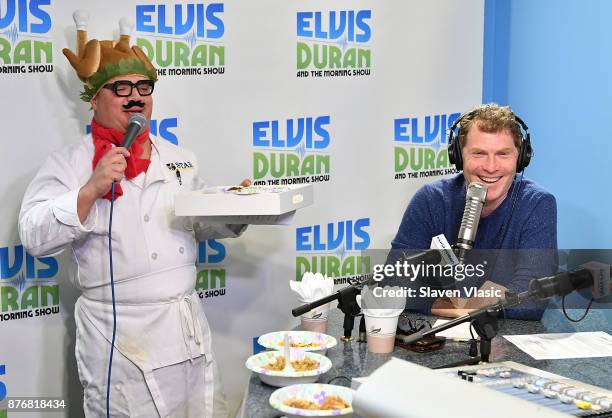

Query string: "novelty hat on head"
[63, 10, 157, 102]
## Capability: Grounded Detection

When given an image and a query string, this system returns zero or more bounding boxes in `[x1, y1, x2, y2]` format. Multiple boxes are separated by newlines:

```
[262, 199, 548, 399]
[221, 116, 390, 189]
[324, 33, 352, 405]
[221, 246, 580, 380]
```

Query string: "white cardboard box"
[174, 184, 313, 224]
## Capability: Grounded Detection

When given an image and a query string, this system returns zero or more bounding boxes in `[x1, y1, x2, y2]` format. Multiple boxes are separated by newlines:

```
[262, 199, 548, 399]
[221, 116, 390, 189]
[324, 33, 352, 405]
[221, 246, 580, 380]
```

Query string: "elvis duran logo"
[0, 0, 54, 74]
[393, 113, 461, 180]
[252, 116, 331, 186]
[296, 10, 371, 78]
[0, 245, 60, 322]
[295, 218, 371, 285]
[86, 117, 180, 145]
[196, 240, 226, 299]
[135, 3, 225, 77]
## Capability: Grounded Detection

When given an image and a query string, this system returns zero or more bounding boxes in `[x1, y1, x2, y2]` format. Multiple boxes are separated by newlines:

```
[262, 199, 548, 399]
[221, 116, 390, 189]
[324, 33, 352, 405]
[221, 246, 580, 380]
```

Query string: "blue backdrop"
[483, 0, 612, 327]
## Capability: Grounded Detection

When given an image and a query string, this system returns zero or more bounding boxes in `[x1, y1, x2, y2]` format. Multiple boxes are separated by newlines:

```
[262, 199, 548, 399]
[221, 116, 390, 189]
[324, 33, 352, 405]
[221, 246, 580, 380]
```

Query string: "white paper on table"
[503, 331, 612, 360]
[433, 319, 474, 341]
[195, 211, 296, 225]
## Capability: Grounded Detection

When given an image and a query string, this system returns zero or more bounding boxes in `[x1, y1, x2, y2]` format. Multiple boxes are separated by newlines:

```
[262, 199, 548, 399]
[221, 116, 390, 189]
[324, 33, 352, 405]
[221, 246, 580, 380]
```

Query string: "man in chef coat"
[18, 15, 244, 418]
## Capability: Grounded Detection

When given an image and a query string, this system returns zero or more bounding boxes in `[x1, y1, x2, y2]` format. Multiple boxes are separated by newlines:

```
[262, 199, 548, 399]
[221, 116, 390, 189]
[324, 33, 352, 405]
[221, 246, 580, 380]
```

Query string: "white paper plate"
[269, 383, 354, 417]
[245, 351, 331, 387]
[258, 331, 337, 355]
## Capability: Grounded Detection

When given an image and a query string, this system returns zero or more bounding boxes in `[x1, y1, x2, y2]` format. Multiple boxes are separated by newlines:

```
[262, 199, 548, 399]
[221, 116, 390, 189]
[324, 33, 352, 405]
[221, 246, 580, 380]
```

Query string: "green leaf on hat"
[79, 58, 157, 102]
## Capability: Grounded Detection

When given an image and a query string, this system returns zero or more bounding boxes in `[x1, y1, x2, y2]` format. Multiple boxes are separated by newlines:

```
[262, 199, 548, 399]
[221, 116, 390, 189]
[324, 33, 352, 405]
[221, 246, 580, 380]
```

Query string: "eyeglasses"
[102, 79, 155, 97]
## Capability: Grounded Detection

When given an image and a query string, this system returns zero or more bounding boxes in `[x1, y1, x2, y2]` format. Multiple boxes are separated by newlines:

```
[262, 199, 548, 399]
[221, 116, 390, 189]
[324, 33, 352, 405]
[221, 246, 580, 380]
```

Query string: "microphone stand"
[291, 249, 445, 342]
[402, 290, 535, 368]
[292, 279, 365, 341]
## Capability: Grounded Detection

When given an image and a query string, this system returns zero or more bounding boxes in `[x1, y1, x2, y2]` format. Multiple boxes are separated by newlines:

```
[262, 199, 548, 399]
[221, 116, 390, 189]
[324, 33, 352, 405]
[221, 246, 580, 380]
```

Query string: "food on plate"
[261, 356, 319, 372]
[284, 395, 350, 410]
[278, 341, 323, 348]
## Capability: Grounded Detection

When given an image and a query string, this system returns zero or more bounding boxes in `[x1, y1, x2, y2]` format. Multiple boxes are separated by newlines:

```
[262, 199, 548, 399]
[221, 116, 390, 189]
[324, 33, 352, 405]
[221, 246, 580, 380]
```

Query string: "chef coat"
[19, 134, 243, 417]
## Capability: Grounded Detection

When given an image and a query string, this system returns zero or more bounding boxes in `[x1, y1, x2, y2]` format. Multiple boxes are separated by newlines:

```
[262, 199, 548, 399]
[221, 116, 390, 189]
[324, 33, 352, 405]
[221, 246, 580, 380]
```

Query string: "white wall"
[0, 1, 484, 416]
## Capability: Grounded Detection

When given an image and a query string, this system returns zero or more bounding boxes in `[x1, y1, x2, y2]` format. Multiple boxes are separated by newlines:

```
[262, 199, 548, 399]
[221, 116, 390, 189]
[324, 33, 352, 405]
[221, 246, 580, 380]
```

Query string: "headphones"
[447, 109, 533, 172]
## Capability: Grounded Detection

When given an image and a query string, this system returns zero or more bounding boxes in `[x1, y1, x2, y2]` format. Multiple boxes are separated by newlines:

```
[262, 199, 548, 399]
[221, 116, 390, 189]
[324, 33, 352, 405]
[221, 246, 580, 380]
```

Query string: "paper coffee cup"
[299, 300, 330, 320]
[301, 318, 327, 333]
[299, 300, 329, 333]
[364, 313, 400, 353]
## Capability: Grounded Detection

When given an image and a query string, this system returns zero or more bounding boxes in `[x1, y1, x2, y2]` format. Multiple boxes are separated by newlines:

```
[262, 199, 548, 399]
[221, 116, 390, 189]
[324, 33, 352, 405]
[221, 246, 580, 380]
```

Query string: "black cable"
[562, 295, 594, 323]
[482, 171, 524, 278]
[481, 171, 525, 331]
[327, 376, 352, 386]
[106, 183, 118, 418]
[496, 171, 525, 251]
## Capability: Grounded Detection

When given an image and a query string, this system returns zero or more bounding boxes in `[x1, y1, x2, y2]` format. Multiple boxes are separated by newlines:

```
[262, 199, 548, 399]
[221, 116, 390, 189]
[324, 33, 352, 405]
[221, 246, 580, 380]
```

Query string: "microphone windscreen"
[122, 113, 148, 149]
[466, 181, 487, 202]
[128, 113, 147, 134]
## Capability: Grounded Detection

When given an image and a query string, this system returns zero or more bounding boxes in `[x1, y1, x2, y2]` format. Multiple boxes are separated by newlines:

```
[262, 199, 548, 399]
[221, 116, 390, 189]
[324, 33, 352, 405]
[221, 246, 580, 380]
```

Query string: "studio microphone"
[529, 262, 612, 301]
[455, 182, 487, 264]
[122, 113, 147, 149]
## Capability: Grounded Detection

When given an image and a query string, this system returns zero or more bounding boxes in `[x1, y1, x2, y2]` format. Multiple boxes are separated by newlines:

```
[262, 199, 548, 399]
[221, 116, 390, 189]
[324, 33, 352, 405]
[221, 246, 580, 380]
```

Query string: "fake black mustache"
[123, 100, 145, 110]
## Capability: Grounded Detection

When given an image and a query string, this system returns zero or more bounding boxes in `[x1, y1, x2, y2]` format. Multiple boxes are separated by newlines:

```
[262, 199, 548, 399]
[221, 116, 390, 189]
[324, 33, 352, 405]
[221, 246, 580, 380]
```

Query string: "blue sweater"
[390, 174, 558, 320]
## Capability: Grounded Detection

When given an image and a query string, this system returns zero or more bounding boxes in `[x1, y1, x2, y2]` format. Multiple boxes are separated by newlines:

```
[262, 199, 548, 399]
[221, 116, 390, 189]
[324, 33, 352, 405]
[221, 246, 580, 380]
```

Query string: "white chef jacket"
[19, 134, 242, 417]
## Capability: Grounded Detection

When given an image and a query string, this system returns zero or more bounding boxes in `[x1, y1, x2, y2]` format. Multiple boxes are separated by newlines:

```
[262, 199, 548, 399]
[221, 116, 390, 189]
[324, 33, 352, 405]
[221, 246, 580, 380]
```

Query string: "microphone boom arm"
[401, 289, 535, 348]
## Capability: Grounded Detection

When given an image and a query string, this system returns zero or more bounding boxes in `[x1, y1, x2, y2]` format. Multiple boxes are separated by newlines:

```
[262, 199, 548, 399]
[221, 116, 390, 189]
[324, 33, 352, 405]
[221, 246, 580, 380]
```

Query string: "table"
[242, 309, 612, 417]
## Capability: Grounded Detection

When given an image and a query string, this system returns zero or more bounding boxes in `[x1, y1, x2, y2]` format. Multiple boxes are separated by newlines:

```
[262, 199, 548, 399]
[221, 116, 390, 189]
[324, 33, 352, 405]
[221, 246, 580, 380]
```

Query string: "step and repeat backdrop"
[0, 0, 484, 415]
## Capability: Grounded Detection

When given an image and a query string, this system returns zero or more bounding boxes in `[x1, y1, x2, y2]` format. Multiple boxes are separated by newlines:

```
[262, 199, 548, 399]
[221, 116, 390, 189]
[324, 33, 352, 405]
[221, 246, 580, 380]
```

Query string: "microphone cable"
[483, 171, 525, 283]
[101, 114, 145, 417]
[102, 114, 143, 417]
[562, 294, 594, 323]
[496, 170, 525, 251]
[461, 171, 524, 325]
[106, 182, 118, 418]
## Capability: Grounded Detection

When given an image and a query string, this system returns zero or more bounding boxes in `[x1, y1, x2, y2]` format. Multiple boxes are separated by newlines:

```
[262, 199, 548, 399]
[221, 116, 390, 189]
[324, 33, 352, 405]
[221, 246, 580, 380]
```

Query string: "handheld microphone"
[455, 182, 487, 263]
[122, 113, 147, 149]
